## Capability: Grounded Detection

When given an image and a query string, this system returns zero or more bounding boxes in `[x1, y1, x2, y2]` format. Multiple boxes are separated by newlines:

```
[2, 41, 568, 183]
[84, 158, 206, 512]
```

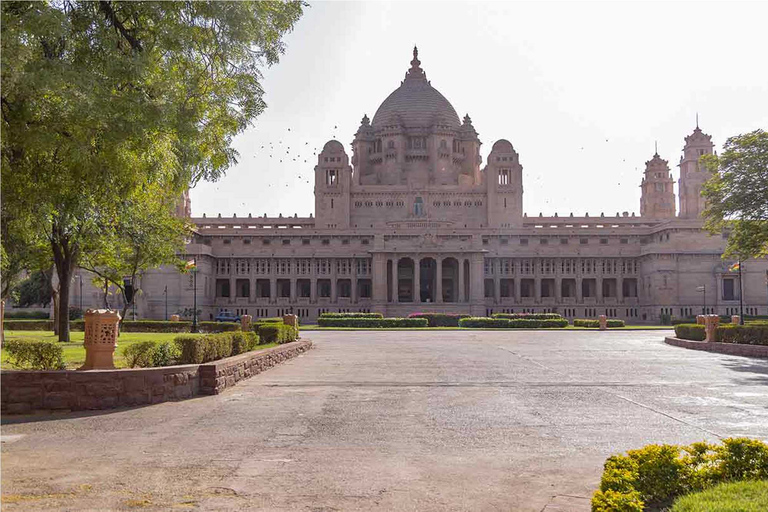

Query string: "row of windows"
[484, 258, 639, 276]
[485, 237, 631, 246]
[225, 237, 371, 247]
[215, 258, 372, 276]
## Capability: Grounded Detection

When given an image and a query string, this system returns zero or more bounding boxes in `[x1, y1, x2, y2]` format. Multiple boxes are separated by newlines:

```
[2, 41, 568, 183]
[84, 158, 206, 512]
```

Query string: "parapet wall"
[1, 340, 312, 414]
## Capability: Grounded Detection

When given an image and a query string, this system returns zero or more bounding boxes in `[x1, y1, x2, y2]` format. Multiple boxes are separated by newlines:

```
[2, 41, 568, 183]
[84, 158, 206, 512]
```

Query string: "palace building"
[76, 48, 768, 323]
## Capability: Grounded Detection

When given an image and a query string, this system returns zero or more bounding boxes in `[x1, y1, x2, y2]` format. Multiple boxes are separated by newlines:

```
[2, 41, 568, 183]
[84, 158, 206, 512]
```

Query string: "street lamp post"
[78, 274, 83, 312]
[191, 259, 199, 333]
[696, 285, 706, 315]
[164, 285, 168, 321]
[738, 259, 744, 325]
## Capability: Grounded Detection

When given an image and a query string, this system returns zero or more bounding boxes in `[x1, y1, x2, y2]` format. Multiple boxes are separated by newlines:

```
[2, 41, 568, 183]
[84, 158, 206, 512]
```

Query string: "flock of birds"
[209, 126, 641, 216]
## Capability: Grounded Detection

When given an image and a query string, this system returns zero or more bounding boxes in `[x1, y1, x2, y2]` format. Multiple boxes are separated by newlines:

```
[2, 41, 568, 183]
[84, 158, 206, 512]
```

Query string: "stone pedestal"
[79, 309, 121, 370]
[731, 315, 740, 325]
[696, 315, 706, 325]
[704, 314, 720, 343]
[598, 314, 607, 331]
[241, 314, 253, 332]
[283, 314, 298, 329]
[170, 314, 181, 322]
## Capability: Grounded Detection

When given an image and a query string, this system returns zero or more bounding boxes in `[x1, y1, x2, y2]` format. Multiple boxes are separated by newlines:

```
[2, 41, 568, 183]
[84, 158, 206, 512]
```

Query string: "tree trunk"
[56, 262, 72, 342]
[52, 290, 59, 335]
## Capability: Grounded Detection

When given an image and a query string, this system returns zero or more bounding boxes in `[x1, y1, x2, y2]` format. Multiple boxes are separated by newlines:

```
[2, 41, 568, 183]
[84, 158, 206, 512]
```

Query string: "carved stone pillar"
[458, 259, 465, 303]
[391, 257, 399, 303]
[436, 258, 443, 303]
[414, 256, 421, 303]
[80, 309, 121, 370]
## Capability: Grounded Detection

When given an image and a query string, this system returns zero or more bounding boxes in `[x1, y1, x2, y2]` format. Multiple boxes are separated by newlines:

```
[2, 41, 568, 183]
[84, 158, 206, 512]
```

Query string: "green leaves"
[702, 129, 768, 259]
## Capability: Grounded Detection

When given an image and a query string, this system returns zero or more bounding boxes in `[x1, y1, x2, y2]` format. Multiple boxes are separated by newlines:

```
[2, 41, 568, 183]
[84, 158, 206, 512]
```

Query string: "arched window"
[387, 140, 395, 150]
[440, 139, 447, 150]
[414, 197, 424, 217]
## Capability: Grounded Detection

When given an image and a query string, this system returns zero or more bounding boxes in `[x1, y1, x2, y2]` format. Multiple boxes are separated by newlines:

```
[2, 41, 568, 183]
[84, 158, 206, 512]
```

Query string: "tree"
[702, 129, 768, 259]
[2, 1, 304, 341]
[79, 184, 191, 325]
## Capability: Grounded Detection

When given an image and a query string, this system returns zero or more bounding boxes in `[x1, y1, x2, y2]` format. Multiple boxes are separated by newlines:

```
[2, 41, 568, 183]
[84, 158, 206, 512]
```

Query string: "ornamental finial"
[410, 45, 421, 70]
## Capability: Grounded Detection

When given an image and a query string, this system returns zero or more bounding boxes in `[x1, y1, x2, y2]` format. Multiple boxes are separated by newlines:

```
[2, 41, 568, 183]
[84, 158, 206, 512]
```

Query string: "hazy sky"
[190, 1, 768, 219]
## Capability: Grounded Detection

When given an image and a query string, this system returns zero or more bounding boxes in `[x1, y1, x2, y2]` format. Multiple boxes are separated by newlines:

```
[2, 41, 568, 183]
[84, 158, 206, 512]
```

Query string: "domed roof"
[371, 48, 460, 130]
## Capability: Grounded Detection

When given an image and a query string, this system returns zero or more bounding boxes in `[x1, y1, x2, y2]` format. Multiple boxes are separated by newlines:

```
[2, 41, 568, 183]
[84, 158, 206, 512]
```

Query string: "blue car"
[214, 311, 240, 322]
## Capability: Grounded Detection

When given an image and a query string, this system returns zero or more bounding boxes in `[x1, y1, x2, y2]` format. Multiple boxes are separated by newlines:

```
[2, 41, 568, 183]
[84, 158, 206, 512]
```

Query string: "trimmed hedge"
[715, 324, 768, 345]
[316, 317, 428, 328]
[198, 321, 241, 333]
[120, 320, 192, 333]
[318, 312, 384, 319]
[459, 317, 569, 328]
[674, 324, 706, 341]
[592, 438, 768, 511]
[3, 339, 65, 370]
[123, 341, 178, 368]
[492, 313, 563, 320]
[256, 323, 298, 344]
[175, 333, 233, 364]
[408, 313, 470, 327]
[231, 331, 261, 355]
[4, 310, 50, 319]
[4, 319, 192, 333]
[573, 319, 626, 328]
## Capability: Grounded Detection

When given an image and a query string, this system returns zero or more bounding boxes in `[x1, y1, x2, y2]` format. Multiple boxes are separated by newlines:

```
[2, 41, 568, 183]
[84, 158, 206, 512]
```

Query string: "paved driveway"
[3, 330, 768, 511]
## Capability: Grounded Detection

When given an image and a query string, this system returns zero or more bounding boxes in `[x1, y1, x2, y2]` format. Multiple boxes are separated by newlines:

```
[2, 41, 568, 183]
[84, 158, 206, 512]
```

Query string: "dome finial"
[410, 45, 421, 70]
[654, 140, 658, 157]
[405, 45, 425, 81]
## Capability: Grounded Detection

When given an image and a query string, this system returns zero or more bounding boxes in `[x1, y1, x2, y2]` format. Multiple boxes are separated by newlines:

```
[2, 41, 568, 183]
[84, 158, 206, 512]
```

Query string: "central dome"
[371, 48, 460, 130]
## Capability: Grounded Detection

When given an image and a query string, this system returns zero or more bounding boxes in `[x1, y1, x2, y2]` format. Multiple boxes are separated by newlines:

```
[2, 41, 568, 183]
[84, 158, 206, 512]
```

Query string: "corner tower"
[640, 148, 675, 219]
[314, 140, 351, 229]
[678, 123, 715, 219]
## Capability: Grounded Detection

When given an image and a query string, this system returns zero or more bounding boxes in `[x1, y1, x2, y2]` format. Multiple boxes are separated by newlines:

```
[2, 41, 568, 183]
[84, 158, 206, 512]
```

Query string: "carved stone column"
[414, 256, 421, 303]
[436, 257, 443, 303]
[458, 259, 465, 303]
[80, 309, 121, 370]
[391, 257, 399, 303]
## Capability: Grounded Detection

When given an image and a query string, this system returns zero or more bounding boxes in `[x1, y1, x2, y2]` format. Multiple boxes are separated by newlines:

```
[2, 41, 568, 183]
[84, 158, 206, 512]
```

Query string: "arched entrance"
[441, 257, 459, 302]
[419, 258, 436, 303]
[397, 258, 415, 302]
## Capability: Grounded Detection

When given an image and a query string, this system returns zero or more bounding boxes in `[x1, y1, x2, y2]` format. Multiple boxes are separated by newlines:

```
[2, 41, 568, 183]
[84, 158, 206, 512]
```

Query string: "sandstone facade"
[71, 48, 768, 324]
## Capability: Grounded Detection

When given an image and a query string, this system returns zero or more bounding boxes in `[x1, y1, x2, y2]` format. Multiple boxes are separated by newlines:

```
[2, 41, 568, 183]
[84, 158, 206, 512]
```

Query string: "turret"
[458, 114, 482, 185]
[486, 139, 523, 227]
[640, 148, 675, 219]
[314, 140, 351, 229]
[678, 123, 715, 218]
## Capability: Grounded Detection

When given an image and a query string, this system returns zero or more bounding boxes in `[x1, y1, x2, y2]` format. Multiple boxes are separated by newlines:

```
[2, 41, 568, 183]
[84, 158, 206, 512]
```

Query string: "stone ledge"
[1, 340, 312, 414]
[664, 337, 768, 358]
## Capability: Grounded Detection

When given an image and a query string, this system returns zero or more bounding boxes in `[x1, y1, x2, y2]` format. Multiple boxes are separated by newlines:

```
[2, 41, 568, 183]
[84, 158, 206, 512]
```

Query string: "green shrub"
[408, 313, 470, 327]
[231, 331, 260, 355]
[459, 317, 510, 328]
[670, 480, 768, 511]
[3, 339, 65, 370]
[573, 319, 625, 328]
[674, 324, 706, 341]
[122, 340, 179, 368]
[175, 333, 234, 364]
[123, 341, 159, 368]
[4, 310, 50, 319]
[3, 319, 52, 331]
[120, 320, 192, 333]
[318, 312, 384, 319]
[316, 317, 428, 328]
[492, 313, 563, 320]
[715, 325, 768, 345]
[257, 323, 299, 343]
[458, 317, 569, 328]
[198, 321, 241, 333]
[591, 438, 768, 511]
[591, 489, 643, 512]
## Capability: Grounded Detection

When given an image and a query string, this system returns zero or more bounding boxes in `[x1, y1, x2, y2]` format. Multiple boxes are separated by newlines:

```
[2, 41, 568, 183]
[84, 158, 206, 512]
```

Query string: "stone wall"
[1, 340, 312, 414]
[665, 336, 768, 358]
[199, 340, 311, 395]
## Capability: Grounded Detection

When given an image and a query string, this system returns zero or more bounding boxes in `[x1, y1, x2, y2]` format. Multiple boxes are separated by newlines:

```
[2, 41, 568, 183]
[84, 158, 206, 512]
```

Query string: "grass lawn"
[299, 325, 673, 331]
[671, 480, 768, 511]
[1, 330, 202, 370]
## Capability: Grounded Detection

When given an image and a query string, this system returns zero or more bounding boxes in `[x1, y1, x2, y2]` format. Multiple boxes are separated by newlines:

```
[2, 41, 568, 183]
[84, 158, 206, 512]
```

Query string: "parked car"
[214, 311, 240, 322]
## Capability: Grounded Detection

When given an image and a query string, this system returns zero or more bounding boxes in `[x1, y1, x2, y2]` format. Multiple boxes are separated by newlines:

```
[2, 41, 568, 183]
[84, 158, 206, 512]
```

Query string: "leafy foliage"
[4, 339, 65, 370]
[1, 1, 304, 340]
[674, 324, 706, 341]
[702, 129, 768, 259]
[671, 480, 768, 512]
[592, 438, 768, 511]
